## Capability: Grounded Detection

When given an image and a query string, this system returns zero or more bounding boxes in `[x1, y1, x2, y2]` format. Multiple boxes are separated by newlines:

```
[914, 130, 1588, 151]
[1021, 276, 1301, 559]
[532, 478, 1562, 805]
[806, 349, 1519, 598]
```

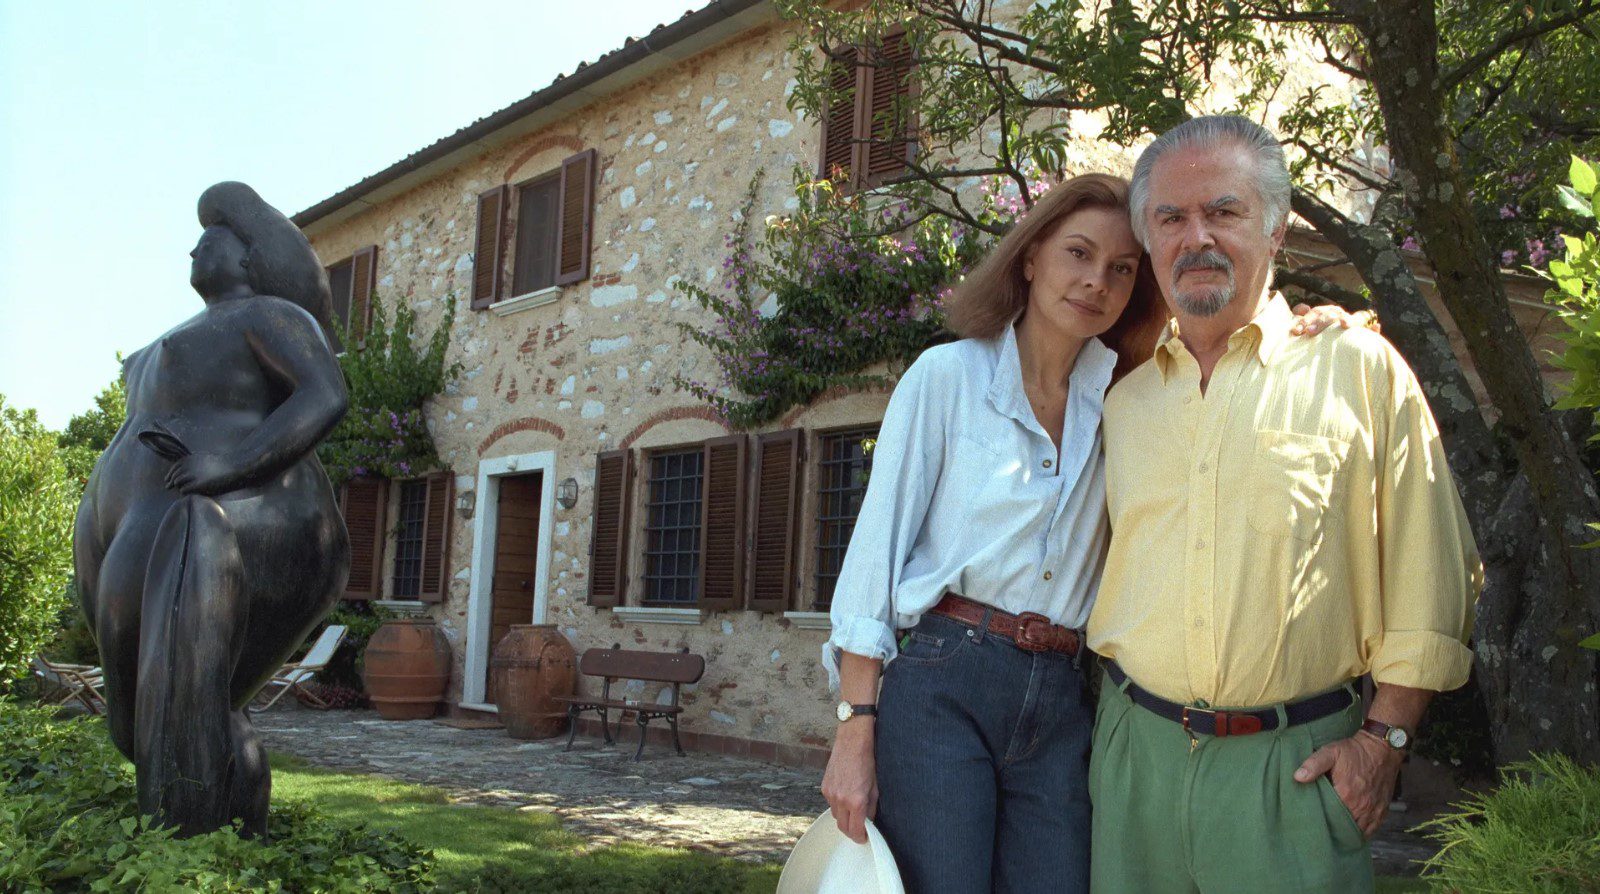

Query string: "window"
[391, 479, 429, 597]
[643, 449, 704, 605]
[323, 245, 377, 353]
[511, 174, 561, 296]
[819, 30, 916, 192]
[814, 427, 878, 610]
[471, 149, 597, 309]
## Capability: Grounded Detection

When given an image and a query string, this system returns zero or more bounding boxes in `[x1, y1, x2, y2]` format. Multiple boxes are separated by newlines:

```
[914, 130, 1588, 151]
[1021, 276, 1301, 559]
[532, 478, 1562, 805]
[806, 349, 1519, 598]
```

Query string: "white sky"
[0, 0, 688, 427]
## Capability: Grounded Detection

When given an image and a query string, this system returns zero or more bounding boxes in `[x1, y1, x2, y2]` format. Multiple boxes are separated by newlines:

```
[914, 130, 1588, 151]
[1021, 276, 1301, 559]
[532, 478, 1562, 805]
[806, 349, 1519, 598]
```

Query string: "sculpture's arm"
[166, 298, 348, 495]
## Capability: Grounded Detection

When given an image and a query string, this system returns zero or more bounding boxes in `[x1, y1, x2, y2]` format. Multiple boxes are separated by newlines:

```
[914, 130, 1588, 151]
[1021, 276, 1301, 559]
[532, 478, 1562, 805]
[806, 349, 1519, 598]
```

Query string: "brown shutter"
[818, 50, 862, 186]
[554, 149, 596, 286]
[350, 245, 378, 345]
[698, 435, 748, 612]
[747, 430, 803, 613]
[471, 186, 509, 309]
[340, 477, 388, 600]
[588, 450, 633, 607]
[862, 30, 915, 187]
[418, 471, 455, 602]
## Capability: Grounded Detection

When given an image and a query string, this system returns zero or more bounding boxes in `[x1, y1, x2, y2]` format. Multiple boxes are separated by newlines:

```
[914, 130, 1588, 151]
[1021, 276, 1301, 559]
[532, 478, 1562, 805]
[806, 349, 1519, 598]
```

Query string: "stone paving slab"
[254, 705, 1438, 875]
[254, 705, 825, 862]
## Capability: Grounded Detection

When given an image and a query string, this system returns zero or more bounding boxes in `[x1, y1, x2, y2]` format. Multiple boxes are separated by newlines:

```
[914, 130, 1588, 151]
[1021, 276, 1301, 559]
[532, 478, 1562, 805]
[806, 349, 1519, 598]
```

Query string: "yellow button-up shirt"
[1087, 294, 1480, 708]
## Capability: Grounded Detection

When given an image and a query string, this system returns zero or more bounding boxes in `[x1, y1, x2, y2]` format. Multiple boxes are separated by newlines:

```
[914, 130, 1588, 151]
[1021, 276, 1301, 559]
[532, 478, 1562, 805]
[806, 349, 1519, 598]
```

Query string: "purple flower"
[1500, 249, 1517, 266]
[1400, 236, 1420, 252]
[1499, 205, 1517, 220]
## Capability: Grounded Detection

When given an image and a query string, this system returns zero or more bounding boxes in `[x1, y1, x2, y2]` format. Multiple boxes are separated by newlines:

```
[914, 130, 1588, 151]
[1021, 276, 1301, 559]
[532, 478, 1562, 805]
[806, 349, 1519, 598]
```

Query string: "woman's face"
[189, 225, 249, 298]
[1020, 205, 1143, 339]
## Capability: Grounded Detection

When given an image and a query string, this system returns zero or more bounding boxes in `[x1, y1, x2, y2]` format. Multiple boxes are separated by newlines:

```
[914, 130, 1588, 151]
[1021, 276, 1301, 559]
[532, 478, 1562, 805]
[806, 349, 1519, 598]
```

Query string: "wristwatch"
[1360, 718, 1411, 751]
[836, 701, 879, 723]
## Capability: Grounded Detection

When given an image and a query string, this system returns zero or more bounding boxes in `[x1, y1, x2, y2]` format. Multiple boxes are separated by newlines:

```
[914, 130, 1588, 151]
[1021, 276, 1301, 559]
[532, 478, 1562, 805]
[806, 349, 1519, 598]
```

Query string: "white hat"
[777, 810, 906, 894]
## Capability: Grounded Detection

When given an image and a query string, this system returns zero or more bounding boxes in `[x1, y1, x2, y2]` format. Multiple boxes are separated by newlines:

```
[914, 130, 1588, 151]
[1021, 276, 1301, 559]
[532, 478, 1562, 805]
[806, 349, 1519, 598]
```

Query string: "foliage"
[1417, 753, 1600, 892]
[318, 297, 461, 486]
[1412, 673, 1497, 780]
[673, 169, 1005, 428]
[56, 371, 125, 493]
[0, 398, 78, 692]
[0, 701, 435, 891]
[269, 755, 782, 894]
[1544, 156, 1600, 548]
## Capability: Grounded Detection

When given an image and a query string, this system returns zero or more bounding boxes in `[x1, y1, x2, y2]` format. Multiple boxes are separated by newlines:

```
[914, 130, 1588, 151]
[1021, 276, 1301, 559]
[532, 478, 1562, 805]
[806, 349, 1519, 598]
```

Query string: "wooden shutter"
[747, 430, 803, 613]
[471, 185, 509, 309]
[818, 50, 861, 185]
[554, 149, 596, 286]
[340, 477, 388, 600]
[862, 30, 916, 187]
[588, 450, 633, 607]
[698, 435, 748, 612]
[350, 245, 378, 345]
[418, 471, 454, 603]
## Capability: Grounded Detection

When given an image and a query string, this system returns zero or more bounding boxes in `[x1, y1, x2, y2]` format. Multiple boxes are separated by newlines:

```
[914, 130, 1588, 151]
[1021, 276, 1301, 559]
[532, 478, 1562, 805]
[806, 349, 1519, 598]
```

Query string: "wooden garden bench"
[556, 644, 705, 760]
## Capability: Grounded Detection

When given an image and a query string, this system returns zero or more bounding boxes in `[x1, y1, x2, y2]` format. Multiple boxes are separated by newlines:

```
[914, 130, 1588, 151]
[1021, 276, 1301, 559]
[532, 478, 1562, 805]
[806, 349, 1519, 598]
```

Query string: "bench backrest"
[578, 647, 705, 684]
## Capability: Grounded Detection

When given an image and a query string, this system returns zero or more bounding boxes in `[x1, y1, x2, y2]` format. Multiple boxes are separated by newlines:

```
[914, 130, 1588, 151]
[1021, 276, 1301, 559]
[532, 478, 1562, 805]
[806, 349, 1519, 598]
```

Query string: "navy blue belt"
[1104, 661, 1355, 738]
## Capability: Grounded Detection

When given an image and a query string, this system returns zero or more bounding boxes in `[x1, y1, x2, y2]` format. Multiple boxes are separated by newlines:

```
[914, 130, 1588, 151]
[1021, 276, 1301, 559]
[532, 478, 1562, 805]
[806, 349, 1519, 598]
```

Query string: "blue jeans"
[874, 611, 1094, 894]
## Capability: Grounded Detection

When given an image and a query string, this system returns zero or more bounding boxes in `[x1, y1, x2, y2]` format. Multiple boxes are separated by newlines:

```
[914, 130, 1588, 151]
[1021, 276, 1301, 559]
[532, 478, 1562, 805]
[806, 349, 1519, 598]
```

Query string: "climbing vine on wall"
[318, 297, 462, 486]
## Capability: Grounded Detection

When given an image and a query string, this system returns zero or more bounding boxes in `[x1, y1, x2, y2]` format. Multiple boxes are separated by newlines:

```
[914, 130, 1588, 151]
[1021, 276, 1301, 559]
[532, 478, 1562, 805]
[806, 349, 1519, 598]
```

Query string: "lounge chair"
[32, 656, 106, 714]
[253, 625, 348, 711]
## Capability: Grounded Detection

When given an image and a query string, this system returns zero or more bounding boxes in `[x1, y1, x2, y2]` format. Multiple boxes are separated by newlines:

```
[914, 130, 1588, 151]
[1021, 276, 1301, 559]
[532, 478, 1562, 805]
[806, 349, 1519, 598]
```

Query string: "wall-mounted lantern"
[556, 477, 579, 510]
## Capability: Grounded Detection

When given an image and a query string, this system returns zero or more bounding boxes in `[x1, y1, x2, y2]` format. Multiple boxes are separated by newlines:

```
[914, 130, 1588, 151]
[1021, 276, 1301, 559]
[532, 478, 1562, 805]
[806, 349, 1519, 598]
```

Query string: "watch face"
[836, 701, 852, 722]
[1386, 727, 1409, 749]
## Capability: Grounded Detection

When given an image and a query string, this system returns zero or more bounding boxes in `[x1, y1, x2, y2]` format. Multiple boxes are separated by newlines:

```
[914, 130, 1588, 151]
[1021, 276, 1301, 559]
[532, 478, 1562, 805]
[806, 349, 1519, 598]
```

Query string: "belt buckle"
[1014, 612, 1054, 652]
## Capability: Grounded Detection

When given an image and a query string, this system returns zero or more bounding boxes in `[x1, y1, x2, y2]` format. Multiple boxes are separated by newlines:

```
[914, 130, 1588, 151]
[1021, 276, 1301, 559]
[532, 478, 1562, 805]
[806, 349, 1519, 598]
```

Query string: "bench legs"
[634, 713, 651, 761]
[669, 713, 684, 756]
[564, 704, 580, 751]
[563, 703, 619, 752]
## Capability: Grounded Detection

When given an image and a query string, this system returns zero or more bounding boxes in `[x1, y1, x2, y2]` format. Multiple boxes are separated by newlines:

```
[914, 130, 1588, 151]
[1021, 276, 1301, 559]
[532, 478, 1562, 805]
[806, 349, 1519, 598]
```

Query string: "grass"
[268, 754, 781, 893]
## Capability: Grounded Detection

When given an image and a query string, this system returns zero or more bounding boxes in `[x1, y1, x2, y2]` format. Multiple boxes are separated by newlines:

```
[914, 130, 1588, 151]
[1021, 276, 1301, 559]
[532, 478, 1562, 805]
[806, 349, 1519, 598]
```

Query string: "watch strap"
[848, 703, 878, 718]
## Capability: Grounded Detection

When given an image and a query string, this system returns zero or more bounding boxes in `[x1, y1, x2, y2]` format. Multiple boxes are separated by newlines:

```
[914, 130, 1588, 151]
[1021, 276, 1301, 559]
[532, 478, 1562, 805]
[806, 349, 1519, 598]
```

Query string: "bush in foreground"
[1418, 753, 1600, 892]
[0, 701, 434, 892]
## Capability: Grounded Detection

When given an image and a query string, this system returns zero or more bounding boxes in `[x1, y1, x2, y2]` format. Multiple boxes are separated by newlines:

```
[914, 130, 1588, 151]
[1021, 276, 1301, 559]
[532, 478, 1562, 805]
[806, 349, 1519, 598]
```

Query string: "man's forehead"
[1148, 147, 1258, 207]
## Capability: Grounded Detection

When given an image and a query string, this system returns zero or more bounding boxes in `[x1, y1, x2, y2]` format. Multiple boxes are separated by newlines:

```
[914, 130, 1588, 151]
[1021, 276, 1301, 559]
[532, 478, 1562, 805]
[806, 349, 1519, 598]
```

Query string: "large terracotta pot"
[362, 618, 451, 720]
[490, 624, 576, 739]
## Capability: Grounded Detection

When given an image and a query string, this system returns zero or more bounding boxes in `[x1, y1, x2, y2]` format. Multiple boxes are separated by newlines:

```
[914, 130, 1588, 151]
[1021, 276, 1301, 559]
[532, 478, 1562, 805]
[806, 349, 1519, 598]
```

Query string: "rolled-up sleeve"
[822, 355, 946, 691]
[1369, 351, 1480, 691]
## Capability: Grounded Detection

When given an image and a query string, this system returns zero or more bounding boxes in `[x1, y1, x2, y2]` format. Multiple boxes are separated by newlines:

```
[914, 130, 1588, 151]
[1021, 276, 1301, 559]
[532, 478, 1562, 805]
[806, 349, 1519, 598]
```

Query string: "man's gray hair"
[1128, 115, 1292, 248]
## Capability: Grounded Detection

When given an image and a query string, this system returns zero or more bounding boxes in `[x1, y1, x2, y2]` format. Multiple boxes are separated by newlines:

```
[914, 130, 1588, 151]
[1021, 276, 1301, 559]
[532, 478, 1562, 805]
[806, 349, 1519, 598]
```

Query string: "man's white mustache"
[1173, 250, 1233, 277]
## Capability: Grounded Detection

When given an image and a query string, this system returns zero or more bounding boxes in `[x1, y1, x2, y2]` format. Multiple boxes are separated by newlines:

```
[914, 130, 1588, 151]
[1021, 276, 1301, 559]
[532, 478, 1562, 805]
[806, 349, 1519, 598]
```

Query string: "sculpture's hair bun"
[197, 181, 334, 335]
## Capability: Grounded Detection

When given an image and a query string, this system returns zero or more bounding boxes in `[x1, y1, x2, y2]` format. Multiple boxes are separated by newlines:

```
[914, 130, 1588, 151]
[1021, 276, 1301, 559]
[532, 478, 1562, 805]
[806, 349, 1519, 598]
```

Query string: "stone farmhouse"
[293, 0, 1561, 768]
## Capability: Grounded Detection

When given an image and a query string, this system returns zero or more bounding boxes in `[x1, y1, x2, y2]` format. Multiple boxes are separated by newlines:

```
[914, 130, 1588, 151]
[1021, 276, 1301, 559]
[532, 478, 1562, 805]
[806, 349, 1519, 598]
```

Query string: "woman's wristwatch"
[836, 701, 879, 722]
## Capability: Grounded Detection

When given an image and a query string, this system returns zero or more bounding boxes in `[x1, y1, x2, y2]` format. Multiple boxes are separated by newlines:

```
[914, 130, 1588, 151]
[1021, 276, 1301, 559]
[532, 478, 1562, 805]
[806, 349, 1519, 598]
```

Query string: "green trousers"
[1088, 671, 1373, 893]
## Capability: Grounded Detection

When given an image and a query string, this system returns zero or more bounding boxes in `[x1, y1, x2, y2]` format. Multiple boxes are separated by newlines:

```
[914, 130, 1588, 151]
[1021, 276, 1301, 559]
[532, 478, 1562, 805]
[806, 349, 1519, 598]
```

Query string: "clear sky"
[0, 0, 687, 428]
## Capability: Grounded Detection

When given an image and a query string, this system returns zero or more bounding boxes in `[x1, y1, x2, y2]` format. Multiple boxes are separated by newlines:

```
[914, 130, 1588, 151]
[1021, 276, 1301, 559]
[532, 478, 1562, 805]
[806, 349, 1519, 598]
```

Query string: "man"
[1086, 115, 1480, 893]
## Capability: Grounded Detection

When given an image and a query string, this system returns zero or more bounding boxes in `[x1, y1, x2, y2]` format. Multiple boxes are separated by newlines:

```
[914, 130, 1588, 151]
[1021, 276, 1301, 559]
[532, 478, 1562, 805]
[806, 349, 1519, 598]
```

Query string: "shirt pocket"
[1246, 429, 1345, 543]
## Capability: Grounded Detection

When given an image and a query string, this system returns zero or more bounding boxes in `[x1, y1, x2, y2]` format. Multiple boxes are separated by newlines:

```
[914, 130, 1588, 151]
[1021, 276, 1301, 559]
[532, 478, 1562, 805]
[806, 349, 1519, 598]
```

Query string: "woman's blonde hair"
[944, 173, 1168, 380]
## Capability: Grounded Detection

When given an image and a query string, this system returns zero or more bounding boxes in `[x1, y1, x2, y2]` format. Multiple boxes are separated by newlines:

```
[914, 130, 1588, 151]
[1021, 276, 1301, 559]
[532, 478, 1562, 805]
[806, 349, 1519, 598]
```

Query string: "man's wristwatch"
[836, 701, 879, 723]
[1360, 718, 1411, 751]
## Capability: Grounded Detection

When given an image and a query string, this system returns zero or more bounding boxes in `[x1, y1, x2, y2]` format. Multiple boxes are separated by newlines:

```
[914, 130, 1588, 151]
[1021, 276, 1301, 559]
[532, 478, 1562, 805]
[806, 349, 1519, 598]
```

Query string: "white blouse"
[823, 325, 1117, 690]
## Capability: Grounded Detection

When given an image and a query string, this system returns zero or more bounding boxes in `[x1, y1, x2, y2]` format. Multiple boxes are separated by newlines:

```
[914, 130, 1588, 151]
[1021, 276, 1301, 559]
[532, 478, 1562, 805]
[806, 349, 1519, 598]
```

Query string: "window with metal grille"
[391, 479, 429, 597]
[643, 448, 704, 605]
[814, 427, 879, 610]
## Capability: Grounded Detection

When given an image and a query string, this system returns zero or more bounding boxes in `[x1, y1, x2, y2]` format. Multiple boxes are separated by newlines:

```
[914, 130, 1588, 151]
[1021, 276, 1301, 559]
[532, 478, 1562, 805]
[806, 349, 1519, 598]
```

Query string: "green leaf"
[1572, 156, 1598, 195]
[1559, 184, 1596, 217]
[1581, 631, 1600, 650]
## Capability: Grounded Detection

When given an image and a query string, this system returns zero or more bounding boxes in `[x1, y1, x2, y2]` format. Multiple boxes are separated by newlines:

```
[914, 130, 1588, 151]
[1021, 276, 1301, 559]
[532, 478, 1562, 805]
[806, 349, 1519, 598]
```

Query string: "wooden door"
[487, 473, 542, 704]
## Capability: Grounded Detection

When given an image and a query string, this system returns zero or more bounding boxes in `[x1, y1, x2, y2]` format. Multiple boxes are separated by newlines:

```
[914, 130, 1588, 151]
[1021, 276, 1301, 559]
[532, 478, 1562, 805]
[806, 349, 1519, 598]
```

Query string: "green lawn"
[268, 754, 780, 893]
[271, 753, 1432, 893]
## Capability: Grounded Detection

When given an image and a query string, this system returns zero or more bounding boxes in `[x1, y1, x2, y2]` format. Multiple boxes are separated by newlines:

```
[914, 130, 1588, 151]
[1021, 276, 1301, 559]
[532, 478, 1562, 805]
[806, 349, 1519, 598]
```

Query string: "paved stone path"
[255, 705, 1440, 875]
[254, 705, 824, 862]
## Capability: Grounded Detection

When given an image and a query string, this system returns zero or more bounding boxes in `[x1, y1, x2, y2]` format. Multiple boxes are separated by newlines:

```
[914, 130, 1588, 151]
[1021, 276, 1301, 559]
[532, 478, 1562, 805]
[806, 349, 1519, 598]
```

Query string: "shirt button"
[1043, 571, 1054, 581]
[1042, 459, 1052, 469]
[1197, 462, 1208, 473]
[1183, 395, 1194, 404]
[1194, 617, 1206, 629]
[1195, 539, 1206, 550]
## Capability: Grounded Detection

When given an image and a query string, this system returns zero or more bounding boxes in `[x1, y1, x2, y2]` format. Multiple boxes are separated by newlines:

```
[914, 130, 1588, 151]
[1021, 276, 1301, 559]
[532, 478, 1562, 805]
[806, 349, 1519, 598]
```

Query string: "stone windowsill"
[783, 611, 831, 631]
[374, 599, 430, 617]
[611, 606, 704, 626]
[490, 286, 561, 317]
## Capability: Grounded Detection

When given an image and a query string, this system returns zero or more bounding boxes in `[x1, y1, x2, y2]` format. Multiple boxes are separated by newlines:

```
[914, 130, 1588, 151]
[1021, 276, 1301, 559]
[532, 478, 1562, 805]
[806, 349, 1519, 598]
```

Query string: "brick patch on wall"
[778, 382, 895, 428]
[501, 133, 586, 183]
[477, 416, 567, 455]
[617, 405, 729, 451]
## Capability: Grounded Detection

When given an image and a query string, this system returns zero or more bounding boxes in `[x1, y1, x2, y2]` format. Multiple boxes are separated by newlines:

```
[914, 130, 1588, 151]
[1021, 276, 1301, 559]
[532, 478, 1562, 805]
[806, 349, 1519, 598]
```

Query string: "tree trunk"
[1351, 0, 1600, 762]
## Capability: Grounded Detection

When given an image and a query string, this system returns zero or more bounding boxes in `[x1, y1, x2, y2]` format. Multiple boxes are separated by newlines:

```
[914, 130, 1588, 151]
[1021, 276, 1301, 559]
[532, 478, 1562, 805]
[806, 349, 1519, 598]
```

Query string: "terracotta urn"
[489, 624, 576, 738]
[362, 618, 451, 720]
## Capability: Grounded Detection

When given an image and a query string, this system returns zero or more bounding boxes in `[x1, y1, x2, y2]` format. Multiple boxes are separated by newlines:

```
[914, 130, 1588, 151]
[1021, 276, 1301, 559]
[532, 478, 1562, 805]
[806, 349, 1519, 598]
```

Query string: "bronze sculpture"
[72, 182, 350, 837]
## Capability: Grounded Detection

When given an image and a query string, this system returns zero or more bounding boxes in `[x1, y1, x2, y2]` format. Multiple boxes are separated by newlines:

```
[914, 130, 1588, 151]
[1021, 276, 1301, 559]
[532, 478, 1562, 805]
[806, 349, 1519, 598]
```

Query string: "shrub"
[0, 701, 435, 891]
[1417, 753, 1600, 892]
[0, 398, 78, 691]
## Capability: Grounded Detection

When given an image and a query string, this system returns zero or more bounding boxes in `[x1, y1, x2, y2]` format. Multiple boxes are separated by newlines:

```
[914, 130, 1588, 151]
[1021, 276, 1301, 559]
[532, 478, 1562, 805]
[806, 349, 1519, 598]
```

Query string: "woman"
[820, 173, 1355, 892]
[73, 182, 350, 837]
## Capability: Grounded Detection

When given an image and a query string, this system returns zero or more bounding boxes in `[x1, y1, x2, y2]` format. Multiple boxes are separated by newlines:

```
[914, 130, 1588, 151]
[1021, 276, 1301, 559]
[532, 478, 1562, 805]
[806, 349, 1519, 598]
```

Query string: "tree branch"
[1442, 1, 1600, 92]
[1274, 267, 1369, 309]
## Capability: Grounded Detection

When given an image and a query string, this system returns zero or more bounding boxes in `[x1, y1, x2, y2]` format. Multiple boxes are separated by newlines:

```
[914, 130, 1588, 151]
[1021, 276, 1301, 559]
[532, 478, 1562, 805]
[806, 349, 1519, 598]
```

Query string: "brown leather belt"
[927, 592, 1082, 657]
